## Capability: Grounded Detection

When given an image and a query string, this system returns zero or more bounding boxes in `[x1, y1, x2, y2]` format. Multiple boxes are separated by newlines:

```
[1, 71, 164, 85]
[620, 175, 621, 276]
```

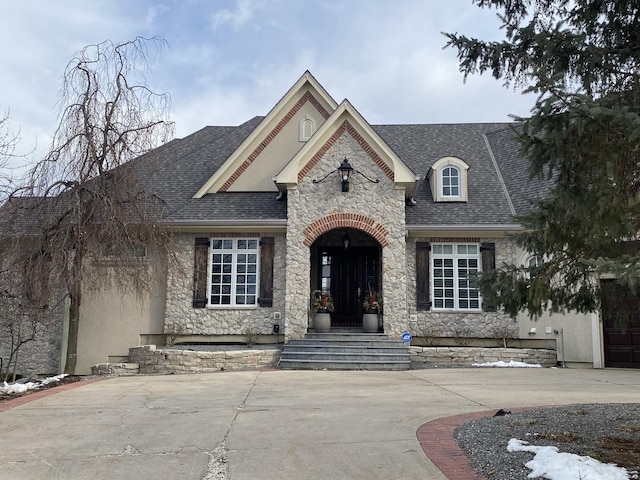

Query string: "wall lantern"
[313, 157, 379, 192]
[342, 232, 351, 250]
[338, 158, 354, 192]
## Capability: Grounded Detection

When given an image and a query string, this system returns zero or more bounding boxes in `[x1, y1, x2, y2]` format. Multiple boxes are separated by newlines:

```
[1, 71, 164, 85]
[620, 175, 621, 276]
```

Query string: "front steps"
[279, 332, 410, 370]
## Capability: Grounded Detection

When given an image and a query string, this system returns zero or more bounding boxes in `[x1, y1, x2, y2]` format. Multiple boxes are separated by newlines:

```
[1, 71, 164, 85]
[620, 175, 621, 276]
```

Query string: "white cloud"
[211, 0, 264, 30]
[0, 0, 536, 165]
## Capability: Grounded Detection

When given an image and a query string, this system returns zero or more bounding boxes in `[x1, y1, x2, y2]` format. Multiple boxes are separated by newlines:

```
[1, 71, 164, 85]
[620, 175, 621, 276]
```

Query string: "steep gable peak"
[274, 99, 418, 199]
[193, 71, 339, 197]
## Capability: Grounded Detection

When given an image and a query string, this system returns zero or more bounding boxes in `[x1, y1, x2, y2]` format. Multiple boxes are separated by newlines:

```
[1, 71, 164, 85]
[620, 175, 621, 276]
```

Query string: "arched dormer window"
[442, 166, 460, 198]
[299, 115, 316, 142]
[429, 156, 469, 202]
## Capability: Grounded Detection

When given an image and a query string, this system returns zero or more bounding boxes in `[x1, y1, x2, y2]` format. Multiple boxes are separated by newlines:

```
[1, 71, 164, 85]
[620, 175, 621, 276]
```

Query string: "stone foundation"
[91, 362, 140, 376]
[129, 345, 281, 374]
[409, 346, 557, 368]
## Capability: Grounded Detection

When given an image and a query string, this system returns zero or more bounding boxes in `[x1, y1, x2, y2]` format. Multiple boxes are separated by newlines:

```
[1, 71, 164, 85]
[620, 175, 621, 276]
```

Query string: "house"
[3, 71, 636, 376]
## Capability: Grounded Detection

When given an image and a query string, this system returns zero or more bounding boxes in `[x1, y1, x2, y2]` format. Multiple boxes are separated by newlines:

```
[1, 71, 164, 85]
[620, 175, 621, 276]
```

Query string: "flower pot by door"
[314, 312, 331, 332]
[362, 313, 379, 333]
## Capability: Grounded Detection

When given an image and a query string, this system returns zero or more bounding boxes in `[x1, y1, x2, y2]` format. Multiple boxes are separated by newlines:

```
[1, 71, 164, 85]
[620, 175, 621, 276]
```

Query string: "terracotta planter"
[362, 313, 379, 333]
[314, 312, 331, 332]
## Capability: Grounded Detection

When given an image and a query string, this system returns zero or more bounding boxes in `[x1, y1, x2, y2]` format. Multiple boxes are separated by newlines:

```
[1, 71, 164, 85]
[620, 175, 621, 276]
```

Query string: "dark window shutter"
[259, 237, 274, 307]
[480, 242, 497, 312]
[416, 242, 431, 311]
[192, 237, 209, 308]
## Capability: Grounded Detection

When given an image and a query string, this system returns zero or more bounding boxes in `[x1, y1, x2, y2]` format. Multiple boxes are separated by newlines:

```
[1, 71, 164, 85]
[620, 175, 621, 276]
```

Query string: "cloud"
[211, 0, 264, 30]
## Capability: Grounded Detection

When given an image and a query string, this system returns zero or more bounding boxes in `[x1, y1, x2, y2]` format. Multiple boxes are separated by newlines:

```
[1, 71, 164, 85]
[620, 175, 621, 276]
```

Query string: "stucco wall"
[164, 233, 286, 337]
[75, 253, 168, 375]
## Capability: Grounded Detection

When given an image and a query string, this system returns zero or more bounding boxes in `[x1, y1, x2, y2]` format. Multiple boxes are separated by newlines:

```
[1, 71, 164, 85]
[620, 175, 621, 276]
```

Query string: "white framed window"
[442, 166, 460, 198]
[209, 238, 259, 307]
[429, 156, 469, 202]
[431, 243, 481, 310]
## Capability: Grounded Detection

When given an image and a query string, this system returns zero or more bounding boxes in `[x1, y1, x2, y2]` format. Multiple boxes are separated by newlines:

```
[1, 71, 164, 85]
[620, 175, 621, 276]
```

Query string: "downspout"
[554, 328, 565, 367]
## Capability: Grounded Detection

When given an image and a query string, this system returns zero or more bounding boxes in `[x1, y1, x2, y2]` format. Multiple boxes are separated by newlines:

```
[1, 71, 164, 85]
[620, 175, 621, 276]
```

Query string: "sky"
[0, 0, 535, 167]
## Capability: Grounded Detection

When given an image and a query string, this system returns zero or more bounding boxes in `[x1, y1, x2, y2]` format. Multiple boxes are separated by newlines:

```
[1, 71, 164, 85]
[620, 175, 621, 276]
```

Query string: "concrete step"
[278, 359, 410, 370]
[283, 345, 408, 354]
[280, 332, 410, 371]
[281, 351, 410, 362]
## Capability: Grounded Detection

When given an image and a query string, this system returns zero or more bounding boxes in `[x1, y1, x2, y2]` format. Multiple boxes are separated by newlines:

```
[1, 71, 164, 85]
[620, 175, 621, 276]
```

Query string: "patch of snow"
[0, 374, 68, 396]
[473, 360, 541, 368]
[507, 438, 631, 480]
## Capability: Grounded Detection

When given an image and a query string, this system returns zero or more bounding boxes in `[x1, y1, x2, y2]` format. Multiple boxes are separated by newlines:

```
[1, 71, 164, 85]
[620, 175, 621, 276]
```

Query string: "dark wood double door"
[318, 247, 380, 328]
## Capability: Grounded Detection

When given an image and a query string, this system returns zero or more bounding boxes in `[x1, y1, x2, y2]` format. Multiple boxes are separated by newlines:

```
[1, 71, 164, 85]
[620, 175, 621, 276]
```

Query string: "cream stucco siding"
[75, 255, 167, 375]
[228, 101, 325, 191]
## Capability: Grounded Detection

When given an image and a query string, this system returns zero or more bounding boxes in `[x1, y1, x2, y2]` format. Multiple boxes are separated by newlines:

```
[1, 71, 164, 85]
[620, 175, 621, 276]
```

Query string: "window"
[209, 238, 259, 306]
[527, 256, 544, 268]
[429, 156, 469, 202]
[442, 166, 460, 197]
[431, 243, 481, 310]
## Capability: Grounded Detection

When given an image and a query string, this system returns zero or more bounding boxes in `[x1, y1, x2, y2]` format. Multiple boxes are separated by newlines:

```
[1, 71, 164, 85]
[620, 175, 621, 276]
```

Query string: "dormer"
[428, 156, 469, 202]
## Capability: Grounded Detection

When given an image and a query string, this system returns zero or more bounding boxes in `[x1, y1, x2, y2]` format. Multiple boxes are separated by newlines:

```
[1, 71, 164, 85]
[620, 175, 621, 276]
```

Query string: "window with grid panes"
[431, 243, 481, 310]
[441, 166, 460, 197]
[209, 238, 259, 306]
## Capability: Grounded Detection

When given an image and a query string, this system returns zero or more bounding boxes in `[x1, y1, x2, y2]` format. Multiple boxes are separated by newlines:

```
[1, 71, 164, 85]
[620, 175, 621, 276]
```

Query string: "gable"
[274, 100, 418, 199]
[194, 72, 337, 197]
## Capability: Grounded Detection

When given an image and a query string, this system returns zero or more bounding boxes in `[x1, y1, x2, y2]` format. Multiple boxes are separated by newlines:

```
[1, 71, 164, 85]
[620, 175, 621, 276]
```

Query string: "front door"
[318, 247, 380, 328]
[601, 280, 640, 368]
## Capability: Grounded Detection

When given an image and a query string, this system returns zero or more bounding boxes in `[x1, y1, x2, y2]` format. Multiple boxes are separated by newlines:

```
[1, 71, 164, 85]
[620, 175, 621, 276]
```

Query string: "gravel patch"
[455, 403, 640, 479]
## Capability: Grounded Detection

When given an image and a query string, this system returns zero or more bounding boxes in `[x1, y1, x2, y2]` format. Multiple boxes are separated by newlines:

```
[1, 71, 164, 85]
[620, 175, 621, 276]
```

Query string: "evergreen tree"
[445, 0, 640, 318]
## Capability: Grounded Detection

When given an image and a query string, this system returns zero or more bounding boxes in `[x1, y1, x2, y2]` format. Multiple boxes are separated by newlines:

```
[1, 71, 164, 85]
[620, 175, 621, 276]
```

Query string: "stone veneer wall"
[285, 129, 408, 341]
[163, 233, 286, 336]
[409, 346, 557, 368]
[129, 345, 280, 374]
[0, 294, 65, 378]
[405, 237, 519, 339]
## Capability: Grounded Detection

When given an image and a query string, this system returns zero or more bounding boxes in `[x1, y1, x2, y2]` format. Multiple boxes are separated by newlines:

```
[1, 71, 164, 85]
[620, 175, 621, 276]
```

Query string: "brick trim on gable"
[303, 213, 389, 247]
[299, 120, 395, 183]
[220, 91, 331, 192]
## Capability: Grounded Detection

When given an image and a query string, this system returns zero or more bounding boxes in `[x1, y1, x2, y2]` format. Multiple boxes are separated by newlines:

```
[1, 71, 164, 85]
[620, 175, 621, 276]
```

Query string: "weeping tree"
[0, 110, 20, 201]
[444, 0, 640, 320]
[17, 37, 175, 374]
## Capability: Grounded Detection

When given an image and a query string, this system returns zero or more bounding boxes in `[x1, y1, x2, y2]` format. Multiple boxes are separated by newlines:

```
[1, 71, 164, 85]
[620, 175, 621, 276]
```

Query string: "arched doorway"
[310, 228, 382, 329]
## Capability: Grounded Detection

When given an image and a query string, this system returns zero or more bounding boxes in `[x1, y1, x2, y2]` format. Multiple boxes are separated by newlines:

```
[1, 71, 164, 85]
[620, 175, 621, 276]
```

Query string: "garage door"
[600, 280, 640, 368]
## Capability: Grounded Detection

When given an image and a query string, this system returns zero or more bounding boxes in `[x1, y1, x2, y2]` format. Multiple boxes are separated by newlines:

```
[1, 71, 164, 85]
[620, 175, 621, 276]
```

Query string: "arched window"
[442, 166, 460, 197]
[527, 256, 544, 268]
[429, 157, 469, 202]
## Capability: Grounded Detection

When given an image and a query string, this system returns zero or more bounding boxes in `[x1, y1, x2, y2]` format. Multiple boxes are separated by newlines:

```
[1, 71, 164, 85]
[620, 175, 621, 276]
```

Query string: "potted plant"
[311, 290, 334, 332]
[362, 290, 382, 333]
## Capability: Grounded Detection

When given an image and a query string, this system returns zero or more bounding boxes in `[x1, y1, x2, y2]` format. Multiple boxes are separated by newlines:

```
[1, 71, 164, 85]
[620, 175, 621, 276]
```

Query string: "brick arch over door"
[303, 213, 389, 247]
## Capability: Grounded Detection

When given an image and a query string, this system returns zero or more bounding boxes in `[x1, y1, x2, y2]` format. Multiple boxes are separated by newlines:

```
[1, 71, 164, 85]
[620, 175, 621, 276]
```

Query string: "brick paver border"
[417, 407, 535, 480]
[0, 377, 103, 413]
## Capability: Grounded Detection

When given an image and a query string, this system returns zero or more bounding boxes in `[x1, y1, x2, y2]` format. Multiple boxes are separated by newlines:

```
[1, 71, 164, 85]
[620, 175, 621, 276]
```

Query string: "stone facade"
[164, 233, 286, 337]
[409, 346, 557, 368]
[284, 129, 408, 341]
[405, 236, 518, 340]
[129, 345, 280, 374]
[0, 318, 62, 377]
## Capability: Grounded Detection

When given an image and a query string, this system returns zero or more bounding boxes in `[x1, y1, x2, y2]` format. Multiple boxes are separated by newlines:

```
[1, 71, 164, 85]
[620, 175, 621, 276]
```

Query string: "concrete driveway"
[1, 368, 639, 480]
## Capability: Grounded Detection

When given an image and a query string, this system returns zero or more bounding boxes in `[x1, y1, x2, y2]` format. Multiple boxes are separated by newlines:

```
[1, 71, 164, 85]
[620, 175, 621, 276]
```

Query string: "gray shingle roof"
[485, 127, 553, 217]
[374, 123, 521, 226]
[4, 115, 549, 229]
[131, 117, 549, 227]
